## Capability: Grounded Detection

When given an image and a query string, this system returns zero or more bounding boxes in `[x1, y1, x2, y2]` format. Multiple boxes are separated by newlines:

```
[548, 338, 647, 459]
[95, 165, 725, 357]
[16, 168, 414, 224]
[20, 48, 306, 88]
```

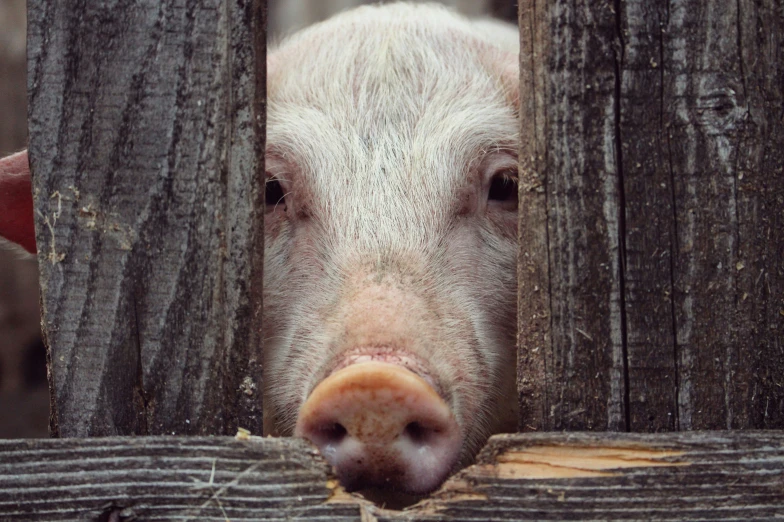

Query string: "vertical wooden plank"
[545, 1, 626, 431]
[521, 0, 784, 432]
[618, 0, 784, 431]
[735, 0, 784, 428]
[517, 1, 627, 431]
[665, 0, 742, 431]
[516, 0, 550, 432]
[28, 0, 266, 436]
[663, 0, 784, 429]
[618, 1, 679, 431]
[223, 0, 267, 436]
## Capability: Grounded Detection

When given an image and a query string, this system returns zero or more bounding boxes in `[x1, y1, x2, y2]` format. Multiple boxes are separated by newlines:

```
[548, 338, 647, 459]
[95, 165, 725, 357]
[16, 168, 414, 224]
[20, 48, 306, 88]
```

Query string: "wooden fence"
[29, 0, 266, 437]
[6, 0, 783, 519]
[517, 0, 783, 433]
[3, 432, 782, 520]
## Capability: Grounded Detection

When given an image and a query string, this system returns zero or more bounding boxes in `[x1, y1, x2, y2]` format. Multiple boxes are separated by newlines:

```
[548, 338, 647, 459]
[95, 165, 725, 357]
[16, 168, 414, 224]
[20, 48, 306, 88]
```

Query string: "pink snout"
[295, 361, 461, 494]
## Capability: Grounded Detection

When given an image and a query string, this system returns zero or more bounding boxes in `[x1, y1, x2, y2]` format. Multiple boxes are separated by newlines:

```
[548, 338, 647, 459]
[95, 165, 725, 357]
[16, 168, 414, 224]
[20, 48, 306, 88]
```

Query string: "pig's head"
[264, 4, 520, 495]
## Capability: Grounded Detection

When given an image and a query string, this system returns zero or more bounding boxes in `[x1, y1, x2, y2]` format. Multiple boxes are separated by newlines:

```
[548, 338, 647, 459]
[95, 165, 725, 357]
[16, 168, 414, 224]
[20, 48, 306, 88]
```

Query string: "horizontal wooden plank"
[1, 432, 782, 520]
[413, 431, 784, 521]
[0, 436, 359, 521]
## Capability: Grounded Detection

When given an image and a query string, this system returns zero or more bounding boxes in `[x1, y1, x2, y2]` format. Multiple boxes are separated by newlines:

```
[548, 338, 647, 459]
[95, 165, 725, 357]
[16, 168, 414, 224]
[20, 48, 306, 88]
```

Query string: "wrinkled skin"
[264, 3, 520, 494]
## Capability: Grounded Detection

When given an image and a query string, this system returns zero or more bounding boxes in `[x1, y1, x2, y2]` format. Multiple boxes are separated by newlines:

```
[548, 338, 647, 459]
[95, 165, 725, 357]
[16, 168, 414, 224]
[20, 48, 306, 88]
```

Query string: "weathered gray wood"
[27, 0, 266, 437]
[622, 0, 784, 430]
[518, 0, 784, 431]
[0, 436, 361, 521]
[733, 0, 784, 429]
[516, 0, 550, 433]
[409, 431, 784, 521]
[662, 0, 784, 429]
[2, 432, 782, 520]
[517, 1, 627, 431]
[618, 0, 679, 432]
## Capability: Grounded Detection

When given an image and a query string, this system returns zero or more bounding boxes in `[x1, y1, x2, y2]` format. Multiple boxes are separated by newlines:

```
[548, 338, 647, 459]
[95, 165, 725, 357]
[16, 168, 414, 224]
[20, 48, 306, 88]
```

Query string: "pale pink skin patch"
[296, 361, 462, 494]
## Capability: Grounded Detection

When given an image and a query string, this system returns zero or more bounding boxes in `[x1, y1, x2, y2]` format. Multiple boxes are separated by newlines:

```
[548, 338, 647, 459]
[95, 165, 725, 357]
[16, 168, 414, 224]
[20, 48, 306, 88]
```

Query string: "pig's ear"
[0, 150, 36, 254]
[479, 47, 520, 115]
[497, 55, 520, 115]
[474, 20, 520, 114]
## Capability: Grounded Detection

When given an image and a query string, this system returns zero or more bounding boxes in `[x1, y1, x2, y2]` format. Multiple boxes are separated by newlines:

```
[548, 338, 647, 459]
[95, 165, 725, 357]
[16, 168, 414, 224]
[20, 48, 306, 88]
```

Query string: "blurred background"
[0, 0, 47, 438]
[0, 0, 517, 438]
[269, 0, 516, 38]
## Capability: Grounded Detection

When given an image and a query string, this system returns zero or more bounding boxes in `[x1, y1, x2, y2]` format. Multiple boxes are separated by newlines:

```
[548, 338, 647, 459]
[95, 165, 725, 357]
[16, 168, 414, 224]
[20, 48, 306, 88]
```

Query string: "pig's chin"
[295, 358, 463, 495]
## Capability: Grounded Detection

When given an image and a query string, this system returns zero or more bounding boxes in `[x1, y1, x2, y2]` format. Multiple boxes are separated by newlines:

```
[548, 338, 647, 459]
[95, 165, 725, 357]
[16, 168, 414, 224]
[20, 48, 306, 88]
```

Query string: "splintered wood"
[480, 445, 686, 479]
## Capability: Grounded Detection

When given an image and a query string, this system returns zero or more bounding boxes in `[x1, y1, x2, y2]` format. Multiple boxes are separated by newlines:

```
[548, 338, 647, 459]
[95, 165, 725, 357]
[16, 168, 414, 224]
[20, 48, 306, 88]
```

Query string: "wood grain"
[517, 0, 784, 432]
[27, 0, 266, 437]
[0, 436, 360, 521]
[517, 1, 627, 431]
[2, 432, 781, 520]
[413, 431, 784, 521]
[733, 0, 784, 429]
[618, 0, 679, 432]
[516, 0, 550, 432]
[658, 0, 784, 429]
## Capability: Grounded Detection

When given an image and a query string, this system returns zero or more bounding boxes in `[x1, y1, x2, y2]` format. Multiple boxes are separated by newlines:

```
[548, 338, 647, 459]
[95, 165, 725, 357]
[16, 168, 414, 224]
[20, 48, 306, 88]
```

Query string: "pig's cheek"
[485, 210, 518, 242]
[264, 211, 288, 242]
[288, 225, 327, 277]
[441, 232, 515, 441]
[265, 228, 333, 411]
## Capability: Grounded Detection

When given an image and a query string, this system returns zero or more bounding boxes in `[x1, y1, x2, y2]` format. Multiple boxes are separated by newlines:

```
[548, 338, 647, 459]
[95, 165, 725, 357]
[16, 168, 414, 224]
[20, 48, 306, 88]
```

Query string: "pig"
[0, 2, 520, 496]
[264, 3, 520, 494]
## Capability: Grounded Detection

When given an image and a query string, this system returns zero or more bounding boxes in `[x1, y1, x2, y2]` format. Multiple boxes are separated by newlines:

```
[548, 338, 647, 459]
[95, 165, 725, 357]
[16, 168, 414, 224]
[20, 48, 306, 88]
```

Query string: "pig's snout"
[295, 361, 461, 494]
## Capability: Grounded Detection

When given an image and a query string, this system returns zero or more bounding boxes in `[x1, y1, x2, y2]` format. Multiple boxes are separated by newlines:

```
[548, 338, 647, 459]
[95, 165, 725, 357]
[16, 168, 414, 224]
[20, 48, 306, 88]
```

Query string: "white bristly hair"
[263, 3, 520, 464]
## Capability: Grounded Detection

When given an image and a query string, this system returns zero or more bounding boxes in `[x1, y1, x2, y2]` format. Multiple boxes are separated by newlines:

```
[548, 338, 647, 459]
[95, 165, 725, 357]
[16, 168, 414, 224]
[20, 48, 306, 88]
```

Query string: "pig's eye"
[487, 170, 518, 211]
[265, 177, 286, 213]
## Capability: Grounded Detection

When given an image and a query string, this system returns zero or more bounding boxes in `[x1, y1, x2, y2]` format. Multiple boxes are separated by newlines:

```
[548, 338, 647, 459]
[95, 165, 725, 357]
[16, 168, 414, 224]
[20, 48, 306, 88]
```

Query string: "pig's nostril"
[319, 422, 348, 443]
[404, 421, 436, 443]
